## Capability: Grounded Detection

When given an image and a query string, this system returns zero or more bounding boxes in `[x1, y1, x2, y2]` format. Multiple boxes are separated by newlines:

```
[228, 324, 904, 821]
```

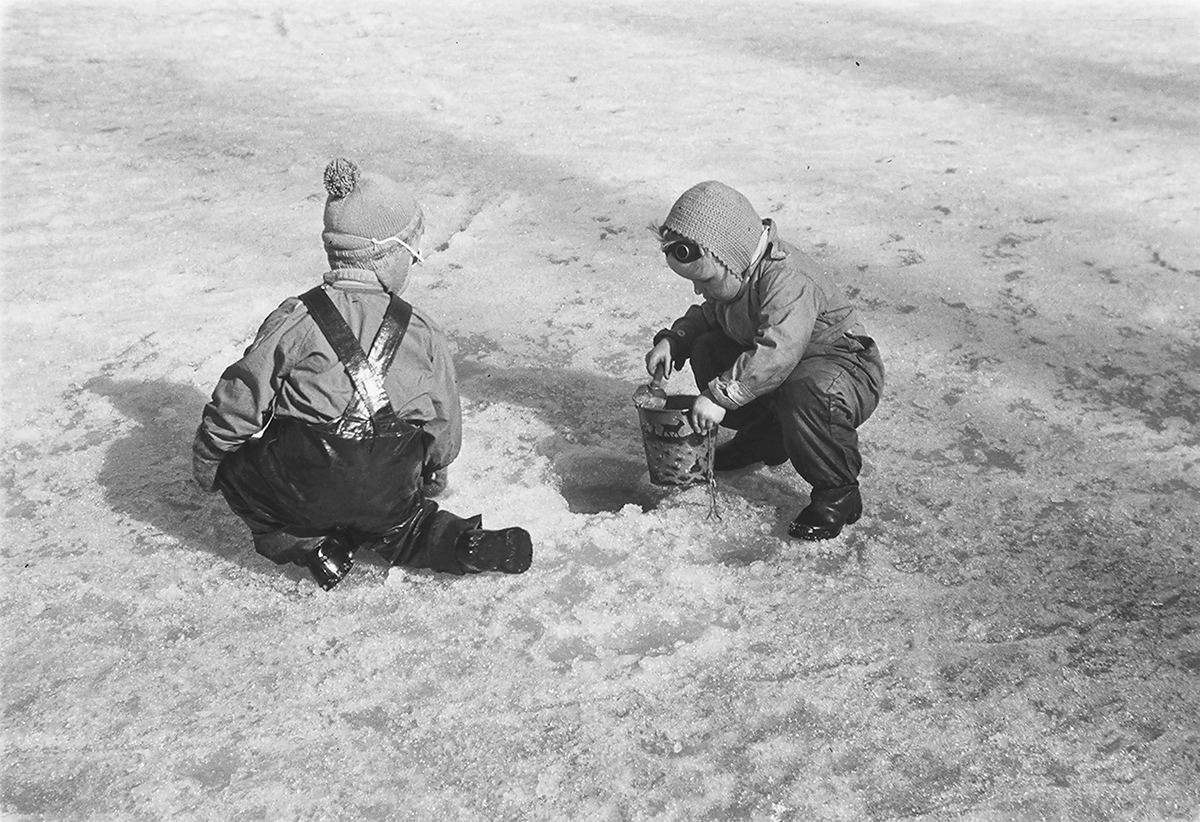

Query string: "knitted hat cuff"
[323, 207, 425, 264]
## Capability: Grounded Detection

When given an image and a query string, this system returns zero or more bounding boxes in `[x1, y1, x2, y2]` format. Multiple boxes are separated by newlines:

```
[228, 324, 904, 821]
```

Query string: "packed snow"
[3, 2, 1199, 820]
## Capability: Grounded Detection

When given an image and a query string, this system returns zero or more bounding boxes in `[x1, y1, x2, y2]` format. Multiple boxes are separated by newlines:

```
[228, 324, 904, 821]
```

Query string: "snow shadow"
[637, 6, 1200, 135]
[86, 377, 271, 575]
[455, 359, 665, 514]
[454, 359, 802, 516]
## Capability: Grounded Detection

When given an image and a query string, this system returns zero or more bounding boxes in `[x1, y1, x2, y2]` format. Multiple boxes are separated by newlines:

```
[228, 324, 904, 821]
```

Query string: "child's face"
[666, 249, 743, 303]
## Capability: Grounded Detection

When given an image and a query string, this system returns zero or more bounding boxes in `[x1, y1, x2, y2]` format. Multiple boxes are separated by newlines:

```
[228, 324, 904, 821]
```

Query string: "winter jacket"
[193, 270, 461, 488]
[655, 220, 866, 410]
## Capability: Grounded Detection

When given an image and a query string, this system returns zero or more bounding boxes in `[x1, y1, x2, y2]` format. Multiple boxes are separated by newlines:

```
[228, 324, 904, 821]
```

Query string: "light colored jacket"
[660, 221, 865, 409]
[193, 271, 461, 484]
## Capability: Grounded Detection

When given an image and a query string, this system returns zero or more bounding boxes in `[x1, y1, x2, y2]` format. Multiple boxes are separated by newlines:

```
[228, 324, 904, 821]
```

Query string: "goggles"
[662, 239, 703, 264]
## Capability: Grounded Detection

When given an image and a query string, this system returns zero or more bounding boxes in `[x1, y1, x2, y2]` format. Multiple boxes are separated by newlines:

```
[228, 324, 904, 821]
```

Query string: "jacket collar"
[323, 267, 387, 292]
[761, 220, 786, 262]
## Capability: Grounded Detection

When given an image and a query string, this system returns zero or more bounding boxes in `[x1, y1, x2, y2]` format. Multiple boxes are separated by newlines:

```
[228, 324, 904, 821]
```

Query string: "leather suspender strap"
[299, 287, 396, 418]
[367, 294, 413, 378]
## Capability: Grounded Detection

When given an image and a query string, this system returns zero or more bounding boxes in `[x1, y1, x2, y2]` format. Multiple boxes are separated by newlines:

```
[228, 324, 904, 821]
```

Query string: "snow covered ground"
[3, 1, 1199, 820]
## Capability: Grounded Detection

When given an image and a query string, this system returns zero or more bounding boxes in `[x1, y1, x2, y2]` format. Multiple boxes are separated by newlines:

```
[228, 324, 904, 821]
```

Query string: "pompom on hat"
[661, 181, 764, 275]
[321, 158, 424, 266]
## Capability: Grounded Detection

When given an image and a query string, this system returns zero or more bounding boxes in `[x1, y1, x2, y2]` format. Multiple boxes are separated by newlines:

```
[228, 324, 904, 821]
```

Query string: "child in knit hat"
[645, 181, 885, 540]
[193, 158, 532, 589]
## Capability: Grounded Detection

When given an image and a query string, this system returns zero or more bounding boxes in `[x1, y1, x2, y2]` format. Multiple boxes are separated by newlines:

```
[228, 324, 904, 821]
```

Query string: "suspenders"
[298, 287, 413, 427]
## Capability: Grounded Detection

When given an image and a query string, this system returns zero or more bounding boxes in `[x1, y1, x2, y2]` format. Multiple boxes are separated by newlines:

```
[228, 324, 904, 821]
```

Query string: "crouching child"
[645, 181, 885, 541]
[193, 158, 532, 589]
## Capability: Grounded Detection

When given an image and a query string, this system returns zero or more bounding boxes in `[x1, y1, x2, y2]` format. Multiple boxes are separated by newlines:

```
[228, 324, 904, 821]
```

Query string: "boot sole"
[463, 528, 533, 574]
[502, 529, 533, 574]
[788, 509, 861, 541]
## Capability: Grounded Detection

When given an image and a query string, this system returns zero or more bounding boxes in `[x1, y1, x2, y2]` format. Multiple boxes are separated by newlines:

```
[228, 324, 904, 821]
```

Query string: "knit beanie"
[662, 181, 764, 275]
[321, 158, 424, 267]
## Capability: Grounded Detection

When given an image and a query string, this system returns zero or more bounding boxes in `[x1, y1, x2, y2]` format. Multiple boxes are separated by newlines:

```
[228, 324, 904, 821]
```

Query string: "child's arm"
[192, 300, 306, 490]
[709, 268, 819, 408]
[421, 329, 462, 474]
[652, 302, 717, 370]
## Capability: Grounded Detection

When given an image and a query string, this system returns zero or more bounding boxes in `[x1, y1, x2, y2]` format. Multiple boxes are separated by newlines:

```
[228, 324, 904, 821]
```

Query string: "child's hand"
[645, 339, 674, 379]
[690, 393, 726, 435]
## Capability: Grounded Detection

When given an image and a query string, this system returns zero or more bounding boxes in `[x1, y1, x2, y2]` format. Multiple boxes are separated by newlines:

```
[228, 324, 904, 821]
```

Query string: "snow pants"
[215, 417, 478, 574]
[691, 331, 885, 492]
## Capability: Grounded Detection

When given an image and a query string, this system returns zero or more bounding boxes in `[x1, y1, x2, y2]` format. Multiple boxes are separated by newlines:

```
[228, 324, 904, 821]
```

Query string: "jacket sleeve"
[192, 299, 308, 489]
[654, 302, 718, 367]
[709, 267, 819, 409]
[422, 329, 462, 472]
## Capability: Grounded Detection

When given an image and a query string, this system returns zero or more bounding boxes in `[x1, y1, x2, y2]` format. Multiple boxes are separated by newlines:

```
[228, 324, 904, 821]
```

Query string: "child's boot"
[788, 485, 862, 541]
[456, 527, 533, 574]
[306, 532, 356, 590]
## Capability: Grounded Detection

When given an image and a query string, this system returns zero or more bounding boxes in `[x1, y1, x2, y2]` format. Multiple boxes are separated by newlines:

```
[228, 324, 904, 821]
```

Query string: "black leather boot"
[306, 533, 356, 590]
[714, 417, 788, 471]
[457, 527, 533, 574]
[788, 486, 863, 541]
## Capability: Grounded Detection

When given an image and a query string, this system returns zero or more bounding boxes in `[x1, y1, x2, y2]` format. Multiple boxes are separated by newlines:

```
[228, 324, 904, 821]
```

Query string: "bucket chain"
[706, 474, 721, 521]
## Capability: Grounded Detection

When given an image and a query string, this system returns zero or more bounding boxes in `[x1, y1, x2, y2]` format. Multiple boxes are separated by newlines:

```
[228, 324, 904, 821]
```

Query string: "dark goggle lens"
[664, 240, 702, 264]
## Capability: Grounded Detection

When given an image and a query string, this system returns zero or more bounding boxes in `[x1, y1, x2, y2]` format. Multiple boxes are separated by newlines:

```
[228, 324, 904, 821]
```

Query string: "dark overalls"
[216, 287, 479, 574]
[691, 329, 885, 495]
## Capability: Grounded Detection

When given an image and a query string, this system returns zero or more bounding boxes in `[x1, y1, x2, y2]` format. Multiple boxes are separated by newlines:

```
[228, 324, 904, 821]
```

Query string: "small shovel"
[633, 363, 668, 410]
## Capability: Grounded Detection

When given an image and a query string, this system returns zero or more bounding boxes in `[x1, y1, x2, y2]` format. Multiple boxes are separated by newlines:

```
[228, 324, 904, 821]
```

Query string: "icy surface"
[3, 2, 1199, 820]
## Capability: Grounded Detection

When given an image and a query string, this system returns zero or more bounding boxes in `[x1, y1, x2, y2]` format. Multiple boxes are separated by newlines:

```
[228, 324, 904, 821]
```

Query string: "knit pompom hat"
[662, 181, 764, 275]
[321, 158, 424, 266]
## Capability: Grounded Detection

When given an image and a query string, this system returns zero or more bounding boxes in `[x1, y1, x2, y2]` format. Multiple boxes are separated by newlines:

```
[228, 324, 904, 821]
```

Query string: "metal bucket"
[637, 395, 715, 488]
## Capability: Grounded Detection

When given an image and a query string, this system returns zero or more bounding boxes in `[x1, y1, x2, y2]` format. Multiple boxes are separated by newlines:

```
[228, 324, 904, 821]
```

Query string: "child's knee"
[777, 368, 854, 428]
